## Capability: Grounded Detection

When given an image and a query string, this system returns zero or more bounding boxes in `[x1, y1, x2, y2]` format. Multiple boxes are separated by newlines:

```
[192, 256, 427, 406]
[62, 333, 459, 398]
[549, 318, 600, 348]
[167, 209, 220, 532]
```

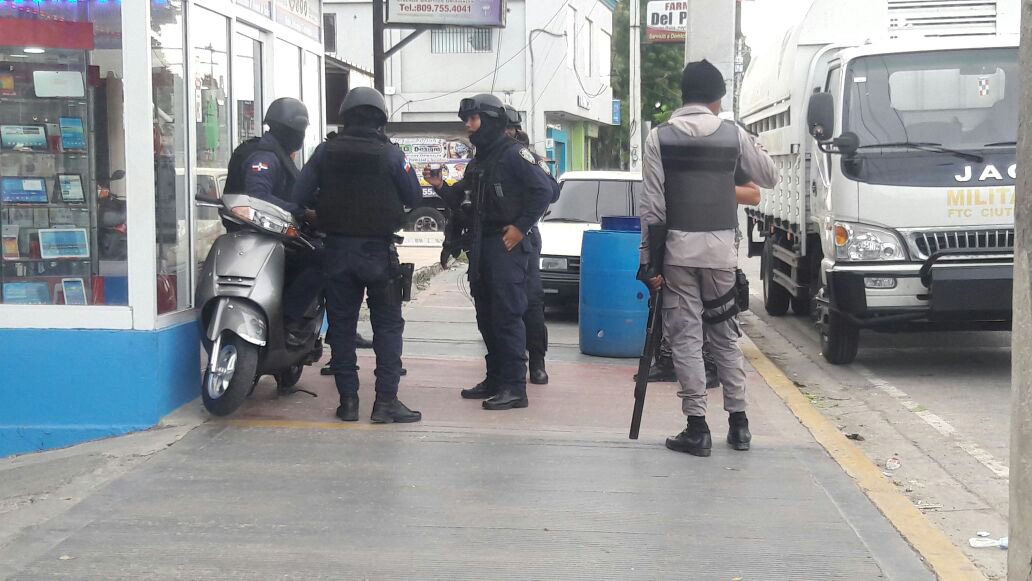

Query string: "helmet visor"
[458, 98, 478, 121]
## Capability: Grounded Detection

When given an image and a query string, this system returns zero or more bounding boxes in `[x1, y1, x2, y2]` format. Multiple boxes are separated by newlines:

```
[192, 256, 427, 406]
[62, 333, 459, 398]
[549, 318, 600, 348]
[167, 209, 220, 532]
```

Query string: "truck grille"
[910, 229, 1014, 259]
[568, 257, 581, 274]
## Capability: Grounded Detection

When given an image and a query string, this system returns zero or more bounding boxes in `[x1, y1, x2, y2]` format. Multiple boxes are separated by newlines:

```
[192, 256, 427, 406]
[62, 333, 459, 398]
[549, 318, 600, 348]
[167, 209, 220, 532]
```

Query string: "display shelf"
[0, 97, 88, 105]
[0, 150, 88, 156]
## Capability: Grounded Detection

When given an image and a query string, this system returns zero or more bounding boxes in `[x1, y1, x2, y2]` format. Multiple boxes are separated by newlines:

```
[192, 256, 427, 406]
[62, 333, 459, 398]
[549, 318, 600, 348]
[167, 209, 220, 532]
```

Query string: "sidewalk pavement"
[0, 268, 944, 579]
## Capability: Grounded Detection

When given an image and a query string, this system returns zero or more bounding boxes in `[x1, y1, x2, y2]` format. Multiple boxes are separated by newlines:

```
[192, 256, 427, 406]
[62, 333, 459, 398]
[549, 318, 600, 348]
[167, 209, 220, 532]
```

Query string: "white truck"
[739, 0, 1018, 364]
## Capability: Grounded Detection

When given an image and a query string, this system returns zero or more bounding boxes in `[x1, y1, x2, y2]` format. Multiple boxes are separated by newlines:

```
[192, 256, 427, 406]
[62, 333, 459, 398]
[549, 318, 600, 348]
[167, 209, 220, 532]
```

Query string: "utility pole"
[1010, 2, 1032, 577]
[373, 0, 386, 93]
[628, 0, 642, 172]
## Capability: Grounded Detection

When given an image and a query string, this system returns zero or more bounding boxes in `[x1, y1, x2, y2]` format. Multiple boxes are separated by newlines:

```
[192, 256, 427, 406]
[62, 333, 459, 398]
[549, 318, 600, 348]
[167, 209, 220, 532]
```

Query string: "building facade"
[0, 0, 325, 457]
[323, 0, 616, 175]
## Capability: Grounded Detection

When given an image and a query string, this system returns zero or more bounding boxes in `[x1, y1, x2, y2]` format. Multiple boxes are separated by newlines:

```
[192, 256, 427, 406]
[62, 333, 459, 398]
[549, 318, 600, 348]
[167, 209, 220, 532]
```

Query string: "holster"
[736, 268, 750, 313]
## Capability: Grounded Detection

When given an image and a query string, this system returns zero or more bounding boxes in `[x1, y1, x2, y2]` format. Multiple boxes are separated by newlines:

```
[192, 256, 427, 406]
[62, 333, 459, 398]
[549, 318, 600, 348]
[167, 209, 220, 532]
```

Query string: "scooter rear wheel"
[202, 332, 259, 416]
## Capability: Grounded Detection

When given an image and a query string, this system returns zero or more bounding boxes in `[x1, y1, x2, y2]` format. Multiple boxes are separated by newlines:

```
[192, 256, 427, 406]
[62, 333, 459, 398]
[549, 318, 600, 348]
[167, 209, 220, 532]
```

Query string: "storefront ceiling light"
[24, 48, 45, 54]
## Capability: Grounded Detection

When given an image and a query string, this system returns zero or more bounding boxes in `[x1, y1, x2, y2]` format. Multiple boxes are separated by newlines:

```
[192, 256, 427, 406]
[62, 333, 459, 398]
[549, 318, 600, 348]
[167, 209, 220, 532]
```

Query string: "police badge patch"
[519, 148, 536, 164]
[538, 161, 551, 175]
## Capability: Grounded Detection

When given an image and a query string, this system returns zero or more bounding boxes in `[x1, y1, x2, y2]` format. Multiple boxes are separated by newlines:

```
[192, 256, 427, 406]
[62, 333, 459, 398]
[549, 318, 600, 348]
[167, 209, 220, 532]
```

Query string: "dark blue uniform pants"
[524, 227, 547, 360]
[283, 246, 324, 328]
[471, 235, 530, 391]
[323, 236, 404, 399]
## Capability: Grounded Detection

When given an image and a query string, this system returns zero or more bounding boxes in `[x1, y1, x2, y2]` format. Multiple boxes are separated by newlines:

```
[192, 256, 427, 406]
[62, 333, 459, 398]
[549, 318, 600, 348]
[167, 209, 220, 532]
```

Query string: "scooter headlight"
[230, 206, 298, 238]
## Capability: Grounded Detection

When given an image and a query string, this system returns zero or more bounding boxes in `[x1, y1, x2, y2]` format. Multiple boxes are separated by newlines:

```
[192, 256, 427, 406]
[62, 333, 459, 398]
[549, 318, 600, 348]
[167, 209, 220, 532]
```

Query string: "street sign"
[646, 1, 688, 44]
[386, 0, 507, 28]
[612, 99, 622, 125]
[275, 0, 321, 41]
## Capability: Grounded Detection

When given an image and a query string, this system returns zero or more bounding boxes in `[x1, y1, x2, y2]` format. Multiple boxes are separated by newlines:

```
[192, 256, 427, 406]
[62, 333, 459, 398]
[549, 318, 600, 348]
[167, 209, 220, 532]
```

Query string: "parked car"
[538, 171, 643, 309]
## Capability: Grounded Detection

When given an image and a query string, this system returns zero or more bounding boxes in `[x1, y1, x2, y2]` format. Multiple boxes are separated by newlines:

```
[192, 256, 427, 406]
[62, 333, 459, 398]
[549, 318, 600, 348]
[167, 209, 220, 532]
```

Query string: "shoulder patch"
[538, 161, 551, 176]
[519, 148, 536, 164]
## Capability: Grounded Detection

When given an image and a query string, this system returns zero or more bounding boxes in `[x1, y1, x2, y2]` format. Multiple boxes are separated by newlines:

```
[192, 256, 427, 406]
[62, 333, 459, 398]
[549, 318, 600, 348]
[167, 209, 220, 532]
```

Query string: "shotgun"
[629, 223, 668, 440]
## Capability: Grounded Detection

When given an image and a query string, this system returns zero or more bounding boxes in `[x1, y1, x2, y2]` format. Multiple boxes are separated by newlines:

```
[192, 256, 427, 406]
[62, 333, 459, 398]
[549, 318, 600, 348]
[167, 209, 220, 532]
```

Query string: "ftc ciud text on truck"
[740, 26, 1017, 365]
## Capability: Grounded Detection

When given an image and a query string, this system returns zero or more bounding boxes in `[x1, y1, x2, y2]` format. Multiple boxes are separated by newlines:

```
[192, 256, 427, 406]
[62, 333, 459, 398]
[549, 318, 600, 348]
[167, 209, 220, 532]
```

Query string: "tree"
[594, 0, 686, 170]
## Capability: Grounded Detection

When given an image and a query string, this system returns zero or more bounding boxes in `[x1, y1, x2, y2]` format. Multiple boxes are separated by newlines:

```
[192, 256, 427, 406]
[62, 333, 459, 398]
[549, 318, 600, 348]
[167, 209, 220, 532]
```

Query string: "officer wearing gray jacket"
[638, 60, 776, 457]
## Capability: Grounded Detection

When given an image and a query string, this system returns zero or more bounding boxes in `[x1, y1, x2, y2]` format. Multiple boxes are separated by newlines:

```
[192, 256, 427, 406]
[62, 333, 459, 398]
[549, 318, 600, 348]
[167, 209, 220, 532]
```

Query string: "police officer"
[424, 94, 554, 410]
[503, 105, 558, 385]
[224, 98, 321, 347]
[638, 60, 776, 457]
[291, 87, 423, 423]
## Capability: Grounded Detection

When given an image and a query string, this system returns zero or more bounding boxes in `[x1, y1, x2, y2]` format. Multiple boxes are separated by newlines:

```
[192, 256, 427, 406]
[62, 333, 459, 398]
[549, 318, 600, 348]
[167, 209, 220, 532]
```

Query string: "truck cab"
[742, 23, 1017, 364]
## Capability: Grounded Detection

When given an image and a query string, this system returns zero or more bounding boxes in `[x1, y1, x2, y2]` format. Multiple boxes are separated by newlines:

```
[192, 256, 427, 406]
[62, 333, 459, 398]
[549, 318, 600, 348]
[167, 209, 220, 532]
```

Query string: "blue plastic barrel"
[579, 219, 649, 357]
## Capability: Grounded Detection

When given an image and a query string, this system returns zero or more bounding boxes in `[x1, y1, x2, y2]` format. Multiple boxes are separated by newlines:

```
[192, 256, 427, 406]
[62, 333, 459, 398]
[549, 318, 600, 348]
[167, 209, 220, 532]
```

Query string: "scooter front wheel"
[202, 332, 259, 416]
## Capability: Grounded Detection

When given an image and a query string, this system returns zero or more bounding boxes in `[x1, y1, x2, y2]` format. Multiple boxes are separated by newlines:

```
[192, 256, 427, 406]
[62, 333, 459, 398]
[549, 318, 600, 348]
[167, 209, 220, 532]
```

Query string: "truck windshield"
[844, 48, 1018, 152]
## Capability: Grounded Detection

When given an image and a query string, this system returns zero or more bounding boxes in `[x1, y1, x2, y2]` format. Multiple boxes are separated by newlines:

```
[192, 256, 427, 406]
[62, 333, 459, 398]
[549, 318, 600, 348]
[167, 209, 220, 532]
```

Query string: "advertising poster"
[387, 0, 506, 27]
[646, 1, 688, 43]
[395, 137, 473, 198]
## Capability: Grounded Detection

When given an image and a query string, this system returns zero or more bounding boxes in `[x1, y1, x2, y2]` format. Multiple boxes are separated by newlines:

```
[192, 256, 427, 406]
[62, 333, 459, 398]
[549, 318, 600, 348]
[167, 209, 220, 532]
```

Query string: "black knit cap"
[681, 59, 727, 104]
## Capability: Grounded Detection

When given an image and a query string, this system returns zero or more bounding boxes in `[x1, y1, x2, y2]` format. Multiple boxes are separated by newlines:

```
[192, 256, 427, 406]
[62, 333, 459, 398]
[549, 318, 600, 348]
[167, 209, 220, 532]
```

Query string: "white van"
[538, 171, 643, 308]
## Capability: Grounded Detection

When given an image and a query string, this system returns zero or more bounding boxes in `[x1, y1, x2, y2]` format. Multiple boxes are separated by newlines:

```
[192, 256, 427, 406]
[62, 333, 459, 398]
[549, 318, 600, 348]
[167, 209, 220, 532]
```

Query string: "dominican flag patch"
[403, 160, 412, 173]
[251, 162, 269, 172]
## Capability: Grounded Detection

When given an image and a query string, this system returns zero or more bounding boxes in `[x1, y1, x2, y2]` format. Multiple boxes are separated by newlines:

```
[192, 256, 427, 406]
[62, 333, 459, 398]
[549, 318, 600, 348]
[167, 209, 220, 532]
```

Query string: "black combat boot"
[482, 385, 529, 410]
[529, 357, 549, 385]
[665, 416, 712, 457]
[335, 393, 359, 422]
[727, 411, 752, 451]
[461, 380, 499, 399]
[634, 355, 676, 382]
[370, 395, 422, 423]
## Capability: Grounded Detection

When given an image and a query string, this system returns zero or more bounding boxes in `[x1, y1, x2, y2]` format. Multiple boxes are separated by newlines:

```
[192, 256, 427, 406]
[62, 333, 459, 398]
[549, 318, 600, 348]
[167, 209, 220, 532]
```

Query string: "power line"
[387, 0, 573, 123]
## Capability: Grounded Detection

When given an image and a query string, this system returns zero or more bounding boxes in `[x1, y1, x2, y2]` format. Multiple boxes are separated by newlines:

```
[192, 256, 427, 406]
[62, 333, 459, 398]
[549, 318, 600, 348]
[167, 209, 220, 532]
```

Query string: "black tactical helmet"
[458, 94, 505, 121]
[339, 87, 388, 121]
[263, 98, 310, 133]
[503, 105, 522, 129]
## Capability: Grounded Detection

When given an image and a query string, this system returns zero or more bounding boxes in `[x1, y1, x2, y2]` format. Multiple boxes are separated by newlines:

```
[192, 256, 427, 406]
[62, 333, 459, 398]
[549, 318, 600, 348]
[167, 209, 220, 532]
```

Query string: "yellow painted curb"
[741, 340, 985, 581]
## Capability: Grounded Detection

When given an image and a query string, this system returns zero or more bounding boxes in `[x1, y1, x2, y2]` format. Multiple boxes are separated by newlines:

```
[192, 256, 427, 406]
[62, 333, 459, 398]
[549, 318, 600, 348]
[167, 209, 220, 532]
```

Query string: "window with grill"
[431, 27, 493, 54]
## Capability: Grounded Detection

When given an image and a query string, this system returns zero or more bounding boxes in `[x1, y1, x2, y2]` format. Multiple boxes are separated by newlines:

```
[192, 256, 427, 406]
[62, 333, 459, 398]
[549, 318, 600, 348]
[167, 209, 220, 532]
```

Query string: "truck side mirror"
[807, 93, 835, 142]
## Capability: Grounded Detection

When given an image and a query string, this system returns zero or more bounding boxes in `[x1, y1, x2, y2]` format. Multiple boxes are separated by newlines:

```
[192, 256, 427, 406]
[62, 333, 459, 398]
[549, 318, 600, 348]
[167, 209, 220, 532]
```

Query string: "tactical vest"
[224, 136, 299, 197]
[471, 139, 523, 229]
[658, 120, 740, 232]
[316, 134, 404, 237]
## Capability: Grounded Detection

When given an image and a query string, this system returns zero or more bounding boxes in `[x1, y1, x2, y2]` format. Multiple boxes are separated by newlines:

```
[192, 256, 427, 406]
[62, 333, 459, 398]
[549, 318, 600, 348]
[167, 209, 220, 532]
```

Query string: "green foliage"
[594, 0, 685, 170]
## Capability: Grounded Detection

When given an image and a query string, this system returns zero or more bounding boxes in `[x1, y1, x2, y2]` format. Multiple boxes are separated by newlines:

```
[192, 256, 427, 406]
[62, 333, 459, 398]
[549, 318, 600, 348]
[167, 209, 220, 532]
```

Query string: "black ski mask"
[470, 113, 506, 150]
[269, 122, 305, 154]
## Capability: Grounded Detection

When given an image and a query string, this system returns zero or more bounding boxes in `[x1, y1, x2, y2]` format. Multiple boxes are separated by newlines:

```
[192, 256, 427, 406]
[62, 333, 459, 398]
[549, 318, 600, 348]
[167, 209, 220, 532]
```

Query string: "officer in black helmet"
[224, 97, 320, 349]
[423, 94, 554, 410]
[502, 104, 557, 385]
[292, 87, 423, 423]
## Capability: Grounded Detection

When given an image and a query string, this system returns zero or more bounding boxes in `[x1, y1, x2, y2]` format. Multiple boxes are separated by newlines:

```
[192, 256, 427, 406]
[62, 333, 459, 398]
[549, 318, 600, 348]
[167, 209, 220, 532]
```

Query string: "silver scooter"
[195, 193, 325, 416]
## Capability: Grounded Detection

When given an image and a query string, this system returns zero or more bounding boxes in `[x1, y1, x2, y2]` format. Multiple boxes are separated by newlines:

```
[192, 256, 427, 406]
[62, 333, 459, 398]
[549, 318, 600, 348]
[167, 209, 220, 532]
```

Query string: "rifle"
[629, 223, 668, 440]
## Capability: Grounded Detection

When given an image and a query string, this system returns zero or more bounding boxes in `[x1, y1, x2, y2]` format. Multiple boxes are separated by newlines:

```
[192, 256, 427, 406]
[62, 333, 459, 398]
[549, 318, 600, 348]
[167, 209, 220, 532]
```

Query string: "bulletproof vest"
[316, 134, 404, 237]
[473, 138, 524, 228]
[224, 136, 299, 198]
[658, 120, 740, 232]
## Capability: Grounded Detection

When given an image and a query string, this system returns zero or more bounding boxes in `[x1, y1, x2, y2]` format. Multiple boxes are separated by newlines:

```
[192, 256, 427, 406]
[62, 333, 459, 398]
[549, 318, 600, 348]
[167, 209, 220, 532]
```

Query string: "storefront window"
[191, 7, 231, 278]
[151, 0, 189, 315]
[234, 33, 263, 145]
[301, 50, 321, 161]
[0, 1, 125, 306]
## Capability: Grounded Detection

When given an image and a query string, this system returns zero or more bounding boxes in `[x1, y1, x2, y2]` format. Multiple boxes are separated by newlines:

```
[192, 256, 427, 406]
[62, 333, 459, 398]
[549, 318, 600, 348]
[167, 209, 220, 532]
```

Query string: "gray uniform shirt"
[639, 105, 777, 269]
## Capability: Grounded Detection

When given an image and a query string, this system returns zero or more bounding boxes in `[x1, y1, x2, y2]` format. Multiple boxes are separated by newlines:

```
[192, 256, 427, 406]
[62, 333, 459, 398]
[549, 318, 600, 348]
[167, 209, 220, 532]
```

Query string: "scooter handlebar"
[195, 194, 222, 206]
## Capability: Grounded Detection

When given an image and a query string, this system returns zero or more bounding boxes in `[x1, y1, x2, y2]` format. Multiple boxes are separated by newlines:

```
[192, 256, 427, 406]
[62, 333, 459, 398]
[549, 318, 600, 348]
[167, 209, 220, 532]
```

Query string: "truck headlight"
[540, 257, 568, 271]
[834, 222, 906, 262]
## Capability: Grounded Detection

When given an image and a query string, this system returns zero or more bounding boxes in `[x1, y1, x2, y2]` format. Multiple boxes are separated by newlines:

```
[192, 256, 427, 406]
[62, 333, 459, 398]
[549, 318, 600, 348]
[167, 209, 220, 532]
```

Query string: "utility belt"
[387, 234, 415, 305]
[702, 268, 750, 325]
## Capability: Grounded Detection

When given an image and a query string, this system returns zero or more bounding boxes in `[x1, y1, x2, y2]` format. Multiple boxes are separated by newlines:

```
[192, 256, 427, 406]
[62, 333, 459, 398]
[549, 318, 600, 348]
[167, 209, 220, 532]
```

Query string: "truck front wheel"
[762, 235, 791, 316]
[406, 207, 447, 232]
[820, 310, 859, 365]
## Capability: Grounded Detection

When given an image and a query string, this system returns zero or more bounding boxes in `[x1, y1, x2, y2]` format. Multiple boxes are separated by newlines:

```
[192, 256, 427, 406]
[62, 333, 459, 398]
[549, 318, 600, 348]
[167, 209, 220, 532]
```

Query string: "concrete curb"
[741, 334, 986, 581]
